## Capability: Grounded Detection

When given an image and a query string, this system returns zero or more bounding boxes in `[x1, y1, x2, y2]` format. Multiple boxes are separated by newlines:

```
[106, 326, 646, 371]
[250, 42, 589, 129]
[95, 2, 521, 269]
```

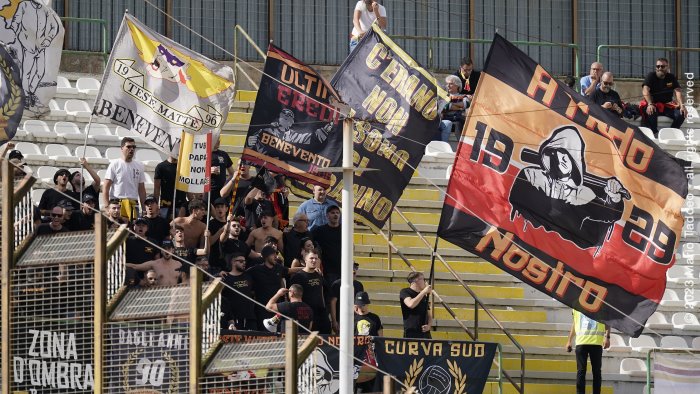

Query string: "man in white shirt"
[102, 137, 146, 220]
[350, 0, 387, 52]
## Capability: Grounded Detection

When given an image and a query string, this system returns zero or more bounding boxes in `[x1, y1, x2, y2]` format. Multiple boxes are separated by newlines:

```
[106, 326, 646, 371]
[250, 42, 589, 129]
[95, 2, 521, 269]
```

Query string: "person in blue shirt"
[296, 185, 337, 231]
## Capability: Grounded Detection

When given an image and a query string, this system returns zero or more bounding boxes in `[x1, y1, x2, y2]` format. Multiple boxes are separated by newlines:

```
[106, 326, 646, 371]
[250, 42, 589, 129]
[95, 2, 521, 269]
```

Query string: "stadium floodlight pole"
[339, 117, 354, 393]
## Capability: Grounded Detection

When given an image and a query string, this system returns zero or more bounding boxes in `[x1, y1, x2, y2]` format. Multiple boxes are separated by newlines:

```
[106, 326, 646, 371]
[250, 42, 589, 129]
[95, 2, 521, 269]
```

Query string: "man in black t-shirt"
[69, 158, 101, 210]
[38, 169, 79, 217]
[207, 197, 230, 273]
[311, 205, 342, 284]
[210, 140, 235, 200]
[154, 156, 187, 219]
[641, 57, 687, 136]
[289, 250, 330, 334]
[172, 225, 210, 265]
[589, 72, 624, 118]
[68, 194, 97, 231]
[124, 217, 159, 286]
[35, 206, 70, 235]
[221, 253, 257, 330]
[354, 291, 383, 337]
[219, 219, 253, 273]
[247, 245, 289, 330]
[143, 195, 170, 244]
[330, 262, 364, 333]
[265, 284, 313, 331]
[399, 271, 432, 339]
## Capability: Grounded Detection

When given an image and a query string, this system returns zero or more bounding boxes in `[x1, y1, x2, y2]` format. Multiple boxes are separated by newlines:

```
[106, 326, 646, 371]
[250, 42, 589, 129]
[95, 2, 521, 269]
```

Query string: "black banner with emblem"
[288, 24, 445, 231]
[241, 44, 343, 188]
[374, 337, 497, 394]
[105, 323, 189, 393]
[0, 41, 24, 145]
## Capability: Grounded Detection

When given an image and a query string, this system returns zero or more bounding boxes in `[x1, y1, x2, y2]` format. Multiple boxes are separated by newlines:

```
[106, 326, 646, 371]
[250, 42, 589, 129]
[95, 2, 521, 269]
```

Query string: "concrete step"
[371, 304, 547, 323]
[227, 111, 252, 124]
[483, 381, 614, 394]
[354, 256, 504, 275]
[361, 280, 524, 300]
[234, 90, 257, 102]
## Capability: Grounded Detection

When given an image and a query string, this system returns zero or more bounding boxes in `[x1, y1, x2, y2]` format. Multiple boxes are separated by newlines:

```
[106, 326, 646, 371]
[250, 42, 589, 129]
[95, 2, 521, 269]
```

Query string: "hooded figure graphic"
[509, 126, 626, 249]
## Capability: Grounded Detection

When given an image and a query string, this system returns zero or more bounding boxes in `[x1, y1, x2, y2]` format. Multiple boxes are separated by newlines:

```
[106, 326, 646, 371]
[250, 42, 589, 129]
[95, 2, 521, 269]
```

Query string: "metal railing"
[377, 207, 526, 393]
[201, 279, 223, 356]
[389, 34, 580, 78]
[60, 16, 109, 65]
[233, 24, 267, 90]
[597, 44, 700, 78]
[645, 347, 700, 394]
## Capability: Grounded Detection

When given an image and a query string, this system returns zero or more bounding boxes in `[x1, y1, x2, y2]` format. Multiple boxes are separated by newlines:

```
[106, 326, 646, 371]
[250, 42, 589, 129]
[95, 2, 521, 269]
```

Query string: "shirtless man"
[171, 199, 207, 248]
[246, 211, 283, 253]
[126, 240, 183, 286]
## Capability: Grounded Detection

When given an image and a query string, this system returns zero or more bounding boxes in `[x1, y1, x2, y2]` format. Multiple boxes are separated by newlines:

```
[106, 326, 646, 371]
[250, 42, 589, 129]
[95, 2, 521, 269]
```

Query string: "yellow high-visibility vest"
[573, 310, 605, 346]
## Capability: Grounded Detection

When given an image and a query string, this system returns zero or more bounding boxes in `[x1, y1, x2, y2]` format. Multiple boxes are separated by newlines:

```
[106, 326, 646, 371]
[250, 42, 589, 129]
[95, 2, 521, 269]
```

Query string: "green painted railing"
[388, 35, 580, 79]
[60, 17, 109, 65]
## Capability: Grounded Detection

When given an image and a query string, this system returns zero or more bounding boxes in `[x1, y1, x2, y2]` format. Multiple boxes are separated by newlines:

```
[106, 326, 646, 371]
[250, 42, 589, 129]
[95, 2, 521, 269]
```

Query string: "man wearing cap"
[311, 205, 342, 284]
[210, 138, 235, 203]
[124, 216, 159, 285]
[38, 168, 79, 217]
[330, 262, 364, 334]
[35, 206, 70, 235]
[69, 157, 101, 209]
[143, 194, 170, 245]
[248, 245, 289, 330]
[126, 240, 183, 286]
[246, 210, 283, 254]
[354, 291, 383, 336]
[103, 137, 147, 220]
[154, 155, 187, 219]
[67, 194, 97, 231]
[220, 252, 257, 330]
[297, 185, 338, 231]
[290, 250, 331, 334]
[6, 148, 28, 179]
[171, 199, 207, 248]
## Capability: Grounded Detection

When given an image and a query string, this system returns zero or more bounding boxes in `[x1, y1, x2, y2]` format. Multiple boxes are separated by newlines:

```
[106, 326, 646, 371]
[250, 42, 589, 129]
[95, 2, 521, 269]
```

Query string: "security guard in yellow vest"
[565, 310, 610, 394]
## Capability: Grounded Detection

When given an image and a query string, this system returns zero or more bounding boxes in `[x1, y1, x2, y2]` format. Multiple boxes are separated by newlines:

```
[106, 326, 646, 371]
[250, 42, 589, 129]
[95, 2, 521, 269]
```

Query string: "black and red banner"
[438, 35, 688, 336]
[289, 25, 445, 231]
[242, 44, 342, 188]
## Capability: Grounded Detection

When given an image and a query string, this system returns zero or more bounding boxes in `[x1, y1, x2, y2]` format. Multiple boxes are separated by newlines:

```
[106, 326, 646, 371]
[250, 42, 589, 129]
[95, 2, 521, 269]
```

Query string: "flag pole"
[339, 118, 354, 393]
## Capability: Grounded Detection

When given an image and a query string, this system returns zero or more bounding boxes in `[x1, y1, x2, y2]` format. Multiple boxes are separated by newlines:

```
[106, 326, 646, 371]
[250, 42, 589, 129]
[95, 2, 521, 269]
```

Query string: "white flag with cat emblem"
[0, 0, 64, 116]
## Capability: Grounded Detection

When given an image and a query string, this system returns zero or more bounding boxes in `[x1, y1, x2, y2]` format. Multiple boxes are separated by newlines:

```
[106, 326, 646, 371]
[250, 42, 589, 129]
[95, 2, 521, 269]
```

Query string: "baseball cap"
[213, 197, 228, 206]
[161, 239, 174, 249]
[326, 204, 340, 214]
[261, 245, 277, 259]
[354, 291, 371, 306]
[144, 194, 158, 204]
[353, 262, 359, 271]
[53, 169, 71, 184]
[134, 217, 148, 226]
[82, 194, 96, 203]
[8, 150, 23, 161]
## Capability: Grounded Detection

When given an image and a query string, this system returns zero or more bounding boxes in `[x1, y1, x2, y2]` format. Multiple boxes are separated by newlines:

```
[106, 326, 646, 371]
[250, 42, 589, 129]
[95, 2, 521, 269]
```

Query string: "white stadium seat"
[629, 335, 657, 352]
[691, 176, 700, 192]
[76, 77, 101, 96]
[675, 151, 700, 168]
[14, 142, 46, 162]
[660, 336, 689, 349]
[619, 358, 647, 376]
[64, 99, 92, 121]
[75, 146, 109, 165]
[607, 333, 629, 352]
[645, 312, 672, 330]
[692, 337, 700, 350]
[660, 289, 684, 307]
[24, 119, 56, 140]
[97, 169, 107, 180]
[672, 312, 700, 330]
[667, 265, 693, 283]
[87, 124, 119, 143]
[115, 126, 145, 144]
[657, 128, 686, 146]
[54, 121, 85, 142]
[31, 188, 45, 206]
[425, 141, 455, 158]
[56, 76, 79, 96]
[105, 147, 122, 160]
[45, 144, 77, 165]
[48, 99, 67, 118]
[638, 126, 655, 140]
[135, 149, 163, 169]
[36, 166, 59, 185]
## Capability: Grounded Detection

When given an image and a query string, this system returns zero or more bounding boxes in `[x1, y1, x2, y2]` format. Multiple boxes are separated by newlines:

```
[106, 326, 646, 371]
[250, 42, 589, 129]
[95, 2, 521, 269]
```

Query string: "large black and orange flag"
[438, 35, 688, 336]
[289, 24, 444, 231]
[242, 44, 343, 188]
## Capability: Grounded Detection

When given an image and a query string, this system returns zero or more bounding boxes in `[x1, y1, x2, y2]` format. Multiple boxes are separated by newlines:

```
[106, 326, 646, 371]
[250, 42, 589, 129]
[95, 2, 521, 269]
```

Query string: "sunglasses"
[655, 65, 667, 69]
[602, 82, 614, 86]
